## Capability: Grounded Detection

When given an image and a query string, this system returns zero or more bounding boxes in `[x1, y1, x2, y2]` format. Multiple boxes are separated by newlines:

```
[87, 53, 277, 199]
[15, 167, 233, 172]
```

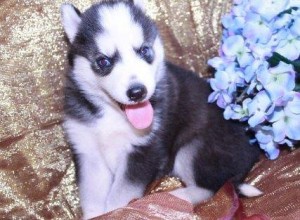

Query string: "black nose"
[127, 84, 147, 102]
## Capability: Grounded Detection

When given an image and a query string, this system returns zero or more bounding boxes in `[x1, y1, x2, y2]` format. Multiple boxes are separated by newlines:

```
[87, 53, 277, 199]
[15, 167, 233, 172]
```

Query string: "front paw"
[81, 203, 105, 220]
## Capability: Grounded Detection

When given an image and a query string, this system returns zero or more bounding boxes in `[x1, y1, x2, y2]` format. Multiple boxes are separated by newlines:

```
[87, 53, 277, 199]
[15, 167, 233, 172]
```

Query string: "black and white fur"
[61, 1, 262, 219]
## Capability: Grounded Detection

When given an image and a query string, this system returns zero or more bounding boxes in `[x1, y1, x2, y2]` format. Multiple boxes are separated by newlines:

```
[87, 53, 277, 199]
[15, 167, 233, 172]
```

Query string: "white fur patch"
[172, 141, 199, 185]
[238, 183, 263, 197]
[61, 4, 81, 43]
[153, 37, 165, 82]
[72, 56, 109, 106]
[96, 3, 144, 56]
[105, 156, 144, 212]
[64, 103, 151, 218]
[133, 0, 146, 12]
[65, 107, 151, 171]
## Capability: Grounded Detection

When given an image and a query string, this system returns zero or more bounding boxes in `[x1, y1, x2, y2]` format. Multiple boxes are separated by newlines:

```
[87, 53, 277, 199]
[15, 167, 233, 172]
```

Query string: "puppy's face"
[61, 0, 164, 106]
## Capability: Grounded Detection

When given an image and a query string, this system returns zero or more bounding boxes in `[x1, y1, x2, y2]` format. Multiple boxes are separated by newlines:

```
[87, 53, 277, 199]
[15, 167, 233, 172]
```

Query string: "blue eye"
[139, 46, 153, 63]
[95, 57, 112, 69]
[140, 46, 150, 56]
[140, 46, 152, 56]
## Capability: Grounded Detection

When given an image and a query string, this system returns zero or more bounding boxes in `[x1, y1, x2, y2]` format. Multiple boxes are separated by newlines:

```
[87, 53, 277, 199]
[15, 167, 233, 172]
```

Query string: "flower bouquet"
[208, 0, 300, 159]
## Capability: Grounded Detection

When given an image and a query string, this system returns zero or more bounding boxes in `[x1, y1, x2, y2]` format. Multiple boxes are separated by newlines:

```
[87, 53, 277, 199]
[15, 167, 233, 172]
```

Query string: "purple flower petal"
[208, 91, 219, 103]
[274, 14, 292, 29]
[250, 0, 289, 21]
[224, 105, 234, 120]
[290, 17, 300, 36]
[255, 127, 273, 144]
[275, 38, 300, 61]
[216, 94, 227, 108]
[264, 145, 280, 160]
[238, 52, 254, 68]
[268, 107, 285, 123]
[248, 111, 266, 127]
[243, 21, 272, 44]
[286, 116, 300, 140]
[222, 35, 244, 57]
[286, 92, 300, 114]
[208, 57, 225, 70]
[273, 119, 286, 142]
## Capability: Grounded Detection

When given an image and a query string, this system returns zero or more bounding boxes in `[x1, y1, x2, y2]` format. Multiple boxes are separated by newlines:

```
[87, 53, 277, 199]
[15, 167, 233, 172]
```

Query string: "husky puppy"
[61, 0, 261, 219]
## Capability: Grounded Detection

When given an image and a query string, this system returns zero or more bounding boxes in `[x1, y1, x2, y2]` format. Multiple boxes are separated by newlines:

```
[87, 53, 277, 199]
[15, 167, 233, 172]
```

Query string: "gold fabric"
[94, 193, 198, 220]
[1, 0, 299, 219]
[243, 149, 300, 219]
[145, 176, 185, 195]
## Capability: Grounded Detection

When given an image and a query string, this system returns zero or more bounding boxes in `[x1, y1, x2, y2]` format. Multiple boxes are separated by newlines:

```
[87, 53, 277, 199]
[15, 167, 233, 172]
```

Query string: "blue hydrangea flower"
[224, 98, 251, 120]
[222, 14, 245, 35]
[208, 70, 233, 108]
[208, 90, 232, 109]
[222, 35, 254, 67]
[247, 91, 273, 127]
[275, 34, 300, 61]
[254, 126, 280, 159]
[244, 60, 265, 83]
[249, 0, 289, 21]
[267, 29, 289, 48]
[208, 0, 300, 159]
[269, 93, 300, 142]
[207, 57, 230, 71]
[273, 13, 292, 29]
[257, 62, 295, 106]
[242, 13, 272, 44]
[290, 16, 300, 36]
[289, 0, 300, 8]
[208, 64, 245, 108]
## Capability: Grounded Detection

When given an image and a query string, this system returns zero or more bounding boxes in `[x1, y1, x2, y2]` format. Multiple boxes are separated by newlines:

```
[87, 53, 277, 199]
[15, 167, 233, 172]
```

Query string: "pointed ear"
[61, 4, 81, 43]
[132, 0, 146, 12]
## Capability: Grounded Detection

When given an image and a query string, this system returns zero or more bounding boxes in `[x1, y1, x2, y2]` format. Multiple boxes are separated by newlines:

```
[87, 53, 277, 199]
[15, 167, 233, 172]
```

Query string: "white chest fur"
[64, 104, 151, 173]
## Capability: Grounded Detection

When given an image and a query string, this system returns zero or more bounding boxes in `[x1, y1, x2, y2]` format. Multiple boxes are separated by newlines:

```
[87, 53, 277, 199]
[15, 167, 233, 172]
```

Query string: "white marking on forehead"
[95, 3, 144, 57]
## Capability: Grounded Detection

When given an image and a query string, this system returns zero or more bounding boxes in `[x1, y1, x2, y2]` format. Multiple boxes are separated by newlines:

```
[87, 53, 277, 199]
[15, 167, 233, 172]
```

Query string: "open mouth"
[118, 100, 154, 130]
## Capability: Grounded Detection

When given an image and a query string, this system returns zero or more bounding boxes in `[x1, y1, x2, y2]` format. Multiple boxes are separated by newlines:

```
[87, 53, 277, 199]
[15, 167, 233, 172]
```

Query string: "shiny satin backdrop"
[1, 0, 299, 219]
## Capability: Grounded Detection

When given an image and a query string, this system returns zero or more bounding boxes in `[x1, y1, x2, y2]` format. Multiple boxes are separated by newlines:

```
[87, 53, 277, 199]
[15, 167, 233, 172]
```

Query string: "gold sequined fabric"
[94, 193, 198, 220]
[243, 149, 300, 219]
[1, 0, 299, 219]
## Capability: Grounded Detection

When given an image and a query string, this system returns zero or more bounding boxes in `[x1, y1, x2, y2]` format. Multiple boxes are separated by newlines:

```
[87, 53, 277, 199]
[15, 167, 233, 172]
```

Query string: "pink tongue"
[124, 101, 154, 130]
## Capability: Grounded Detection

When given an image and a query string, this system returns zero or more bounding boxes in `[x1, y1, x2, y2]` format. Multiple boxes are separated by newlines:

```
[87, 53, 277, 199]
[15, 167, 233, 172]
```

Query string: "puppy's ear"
[61, 4, 81, 43]
[131, 0, 146, 12]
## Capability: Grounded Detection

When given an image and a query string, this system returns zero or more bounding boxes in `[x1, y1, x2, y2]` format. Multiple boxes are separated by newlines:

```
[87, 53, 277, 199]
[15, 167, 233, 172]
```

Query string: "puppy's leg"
[171, 140, 213, 204]
[64, 120, 113, 219]
[78, 154, 113, 219]
[105, 156, 144, 212]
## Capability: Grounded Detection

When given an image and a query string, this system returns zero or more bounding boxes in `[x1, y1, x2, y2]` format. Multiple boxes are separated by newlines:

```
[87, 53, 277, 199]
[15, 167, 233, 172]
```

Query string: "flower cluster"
[208, 0, 300, 159]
